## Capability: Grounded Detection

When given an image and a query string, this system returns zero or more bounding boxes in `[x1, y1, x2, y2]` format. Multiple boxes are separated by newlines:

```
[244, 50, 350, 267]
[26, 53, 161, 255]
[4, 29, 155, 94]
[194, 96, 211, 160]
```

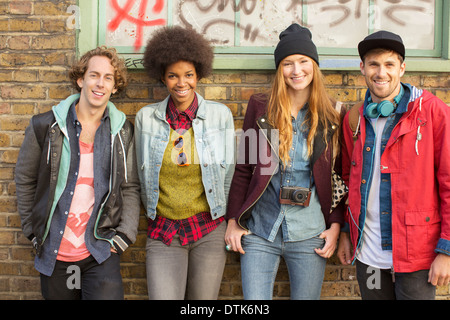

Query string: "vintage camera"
[279, 186, 311, 207]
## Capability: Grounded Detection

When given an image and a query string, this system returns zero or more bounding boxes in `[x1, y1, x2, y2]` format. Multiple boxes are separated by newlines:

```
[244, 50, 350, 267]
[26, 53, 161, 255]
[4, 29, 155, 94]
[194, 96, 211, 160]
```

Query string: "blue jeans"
[240, 229, 326, 300]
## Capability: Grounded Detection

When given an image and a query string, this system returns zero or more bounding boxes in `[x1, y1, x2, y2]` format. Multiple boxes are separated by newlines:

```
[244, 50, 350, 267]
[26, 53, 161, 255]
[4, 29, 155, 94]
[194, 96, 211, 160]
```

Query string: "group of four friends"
[15, 23, 450, 300]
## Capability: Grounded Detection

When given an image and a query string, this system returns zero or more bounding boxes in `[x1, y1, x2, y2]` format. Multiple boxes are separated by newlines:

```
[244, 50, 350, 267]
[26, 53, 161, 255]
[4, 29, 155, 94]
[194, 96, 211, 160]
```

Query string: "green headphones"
[366, 85, 404, 118]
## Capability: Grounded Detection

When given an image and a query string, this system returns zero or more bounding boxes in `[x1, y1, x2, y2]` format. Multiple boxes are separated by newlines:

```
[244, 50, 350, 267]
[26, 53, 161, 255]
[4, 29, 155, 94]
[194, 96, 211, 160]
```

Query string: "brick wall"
[0, 1, 449, 300]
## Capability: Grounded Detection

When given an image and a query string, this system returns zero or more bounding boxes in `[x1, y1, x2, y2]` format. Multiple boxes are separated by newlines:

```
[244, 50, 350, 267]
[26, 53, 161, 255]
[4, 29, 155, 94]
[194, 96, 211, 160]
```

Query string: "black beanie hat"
[274, 23, 319, 68]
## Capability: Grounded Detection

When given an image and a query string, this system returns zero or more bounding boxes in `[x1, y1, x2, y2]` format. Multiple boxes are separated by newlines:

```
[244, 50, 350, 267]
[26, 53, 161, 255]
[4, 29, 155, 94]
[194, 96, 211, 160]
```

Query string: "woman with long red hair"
[225, 24, 346, 299]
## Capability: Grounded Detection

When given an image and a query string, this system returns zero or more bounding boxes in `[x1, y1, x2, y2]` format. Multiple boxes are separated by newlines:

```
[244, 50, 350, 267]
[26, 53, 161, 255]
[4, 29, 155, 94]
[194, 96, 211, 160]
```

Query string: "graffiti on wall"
[105, 0, 436, 52]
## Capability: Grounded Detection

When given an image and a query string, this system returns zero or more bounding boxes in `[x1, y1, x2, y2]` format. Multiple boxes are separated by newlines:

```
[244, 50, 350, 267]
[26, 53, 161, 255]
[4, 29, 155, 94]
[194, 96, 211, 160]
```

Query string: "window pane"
[100, 0, 441, 56]
[376, 0, 436, 50]
[307, 0, 370, 49]
[104, 0, 167, 49]
[172, 0, 236, 46]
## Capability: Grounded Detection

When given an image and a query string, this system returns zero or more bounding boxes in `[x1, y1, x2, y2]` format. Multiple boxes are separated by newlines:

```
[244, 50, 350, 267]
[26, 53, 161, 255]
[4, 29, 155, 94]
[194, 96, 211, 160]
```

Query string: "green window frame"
[77, 0, 450, 71]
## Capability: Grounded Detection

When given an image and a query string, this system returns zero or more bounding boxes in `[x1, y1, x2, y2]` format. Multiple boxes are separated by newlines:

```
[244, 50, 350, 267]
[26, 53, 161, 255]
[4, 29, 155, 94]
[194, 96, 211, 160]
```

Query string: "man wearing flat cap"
[337, 30, 450, 299]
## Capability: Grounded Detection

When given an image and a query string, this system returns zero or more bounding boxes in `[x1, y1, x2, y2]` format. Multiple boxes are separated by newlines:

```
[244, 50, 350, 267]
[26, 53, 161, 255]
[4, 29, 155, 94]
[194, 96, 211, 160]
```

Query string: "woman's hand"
[225, 219, 248, 254]
[314, 222, 340, 258]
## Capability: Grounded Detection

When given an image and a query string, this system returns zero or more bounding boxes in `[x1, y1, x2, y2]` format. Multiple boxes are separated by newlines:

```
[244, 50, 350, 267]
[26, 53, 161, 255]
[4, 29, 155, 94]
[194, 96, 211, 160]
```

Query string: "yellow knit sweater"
[156, 128, 210, 220]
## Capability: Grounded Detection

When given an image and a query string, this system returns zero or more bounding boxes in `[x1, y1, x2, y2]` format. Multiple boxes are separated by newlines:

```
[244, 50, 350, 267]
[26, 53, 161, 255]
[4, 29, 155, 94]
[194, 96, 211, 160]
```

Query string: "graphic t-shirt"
[57, 140, 95, 262]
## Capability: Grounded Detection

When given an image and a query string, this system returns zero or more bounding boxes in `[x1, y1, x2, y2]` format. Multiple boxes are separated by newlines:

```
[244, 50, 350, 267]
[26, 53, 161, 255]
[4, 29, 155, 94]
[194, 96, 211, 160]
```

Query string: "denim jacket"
[135, 93, 235, 220]
[358, 84, 411, 251]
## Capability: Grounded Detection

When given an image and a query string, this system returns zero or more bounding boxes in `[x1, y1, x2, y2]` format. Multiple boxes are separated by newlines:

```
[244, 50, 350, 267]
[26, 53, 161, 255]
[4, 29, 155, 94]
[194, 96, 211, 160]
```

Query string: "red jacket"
[342, 87, 450, 273]
[226, 93, 346, 230]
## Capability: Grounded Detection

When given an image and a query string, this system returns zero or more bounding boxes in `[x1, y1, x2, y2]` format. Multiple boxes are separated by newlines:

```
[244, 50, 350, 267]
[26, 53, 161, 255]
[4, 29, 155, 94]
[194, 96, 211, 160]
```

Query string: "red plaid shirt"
[147, 95, 224, 245]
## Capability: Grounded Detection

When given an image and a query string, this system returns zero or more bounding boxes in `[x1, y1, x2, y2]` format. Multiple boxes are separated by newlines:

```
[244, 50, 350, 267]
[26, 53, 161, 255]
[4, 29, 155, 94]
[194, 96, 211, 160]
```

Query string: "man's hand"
[428, 253, 450, 286]
[337, 232, 353, 265]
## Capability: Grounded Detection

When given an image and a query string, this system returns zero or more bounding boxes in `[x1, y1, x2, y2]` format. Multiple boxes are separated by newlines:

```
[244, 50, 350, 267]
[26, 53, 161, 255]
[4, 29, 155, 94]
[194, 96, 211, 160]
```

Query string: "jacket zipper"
[237, 122, 279, 231]
[93, 133, 118, 245]
[118, 132, 128, 183]
[237, 164, 278, 231]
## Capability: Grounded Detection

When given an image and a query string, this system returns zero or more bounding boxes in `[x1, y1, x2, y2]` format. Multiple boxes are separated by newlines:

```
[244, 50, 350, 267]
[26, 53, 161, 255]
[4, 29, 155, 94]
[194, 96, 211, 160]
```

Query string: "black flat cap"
[358, 30, 405, 61]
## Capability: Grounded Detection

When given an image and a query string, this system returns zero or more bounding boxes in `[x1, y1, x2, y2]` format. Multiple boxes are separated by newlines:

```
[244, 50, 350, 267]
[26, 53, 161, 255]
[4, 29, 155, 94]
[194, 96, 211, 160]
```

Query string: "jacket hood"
[52, 94, 126, 135]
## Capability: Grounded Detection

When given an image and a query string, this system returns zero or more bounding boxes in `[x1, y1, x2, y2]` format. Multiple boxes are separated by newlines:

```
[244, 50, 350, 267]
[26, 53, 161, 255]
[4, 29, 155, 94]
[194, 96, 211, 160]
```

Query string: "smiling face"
[281, 54, 314, 95]
[360, 50, 406, 103]
[162, 60, 198, 112]
[76, 55, 117, 111]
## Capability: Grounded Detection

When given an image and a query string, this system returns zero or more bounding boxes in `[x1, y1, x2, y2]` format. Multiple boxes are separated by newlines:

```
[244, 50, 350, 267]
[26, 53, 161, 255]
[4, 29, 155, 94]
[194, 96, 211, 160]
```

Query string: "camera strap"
[280, 159, 313, 191]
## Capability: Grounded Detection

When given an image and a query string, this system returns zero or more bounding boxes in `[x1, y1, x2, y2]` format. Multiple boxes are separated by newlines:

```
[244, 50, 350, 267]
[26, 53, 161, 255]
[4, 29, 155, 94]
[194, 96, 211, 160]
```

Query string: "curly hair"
[69, 46, 128, 93]
[143, 26, 214, 81]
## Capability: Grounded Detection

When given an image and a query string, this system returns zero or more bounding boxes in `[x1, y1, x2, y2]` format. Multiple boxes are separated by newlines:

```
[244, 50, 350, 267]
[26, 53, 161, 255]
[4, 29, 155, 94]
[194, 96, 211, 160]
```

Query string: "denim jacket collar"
[256, 112, 337, 168]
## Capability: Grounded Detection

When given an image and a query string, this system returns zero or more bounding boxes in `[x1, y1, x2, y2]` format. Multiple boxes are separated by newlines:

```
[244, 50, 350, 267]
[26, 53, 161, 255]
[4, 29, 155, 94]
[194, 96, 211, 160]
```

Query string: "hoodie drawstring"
[118, 133, 128, 183]
[415, 97, 423, 156]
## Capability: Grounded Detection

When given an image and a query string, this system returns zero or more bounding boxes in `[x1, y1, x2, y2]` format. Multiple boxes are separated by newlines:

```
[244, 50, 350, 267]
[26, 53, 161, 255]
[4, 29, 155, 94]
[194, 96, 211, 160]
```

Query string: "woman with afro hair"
[135, 26, 235, 300]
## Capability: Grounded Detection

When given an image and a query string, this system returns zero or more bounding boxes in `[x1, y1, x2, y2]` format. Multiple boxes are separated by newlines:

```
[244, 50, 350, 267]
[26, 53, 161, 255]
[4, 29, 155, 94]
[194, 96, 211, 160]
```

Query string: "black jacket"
[15, 100, 140, 256]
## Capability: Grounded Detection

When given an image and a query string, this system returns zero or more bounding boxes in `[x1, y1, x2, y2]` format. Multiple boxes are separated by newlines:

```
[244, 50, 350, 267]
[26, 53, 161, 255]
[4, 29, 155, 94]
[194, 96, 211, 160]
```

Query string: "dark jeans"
[356, 260, 436, 300]
[40, 254, 124, 300]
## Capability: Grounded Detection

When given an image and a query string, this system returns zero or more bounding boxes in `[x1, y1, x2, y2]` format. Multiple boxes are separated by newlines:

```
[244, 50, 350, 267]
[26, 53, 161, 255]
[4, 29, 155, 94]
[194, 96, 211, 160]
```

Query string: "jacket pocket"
[405, 209, 441, 260]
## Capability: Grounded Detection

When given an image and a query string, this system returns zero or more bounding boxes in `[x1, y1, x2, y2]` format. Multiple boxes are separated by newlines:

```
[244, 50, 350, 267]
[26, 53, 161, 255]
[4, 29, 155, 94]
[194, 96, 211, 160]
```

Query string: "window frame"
[77, 0, 450, 72]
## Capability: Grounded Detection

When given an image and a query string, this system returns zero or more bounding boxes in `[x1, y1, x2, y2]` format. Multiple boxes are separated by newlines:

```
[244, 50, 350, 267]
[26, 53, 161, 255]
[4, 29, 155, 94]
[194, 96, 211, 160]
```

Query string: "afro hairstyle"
[143, 26, 214, 81]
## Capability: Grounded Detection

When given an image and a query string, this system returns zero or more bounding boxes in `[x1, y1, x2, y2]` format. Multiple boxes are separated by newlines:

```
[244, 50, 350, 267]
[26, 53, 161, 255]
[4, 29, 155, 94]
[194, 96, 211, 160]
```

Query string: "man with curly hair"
[15, 47, 141, 299]
[135, 26, 235, 299]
